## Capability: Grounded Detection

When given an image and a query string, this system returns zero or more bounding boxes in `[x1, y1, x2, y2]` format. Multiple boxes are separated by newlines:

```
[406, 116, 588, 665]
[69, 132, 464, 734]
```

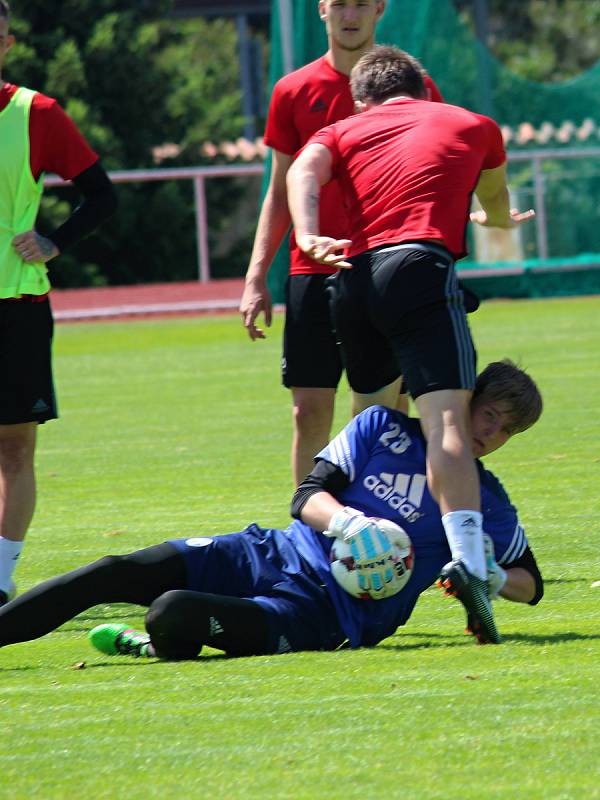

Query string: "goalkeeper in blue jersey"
[0, 360, 543, 657]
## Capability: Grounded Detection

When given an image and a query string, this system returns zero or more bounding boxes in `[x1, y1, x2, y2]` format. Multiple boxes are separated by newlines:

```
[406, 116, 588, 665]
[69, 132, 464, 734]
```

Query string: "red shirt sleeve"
[29, 94, 98, 182]
[306, 126, 340, 174]
[263, 80, 301, 156]
[480, 116, 506, 170]
[424, 75, 444, 103]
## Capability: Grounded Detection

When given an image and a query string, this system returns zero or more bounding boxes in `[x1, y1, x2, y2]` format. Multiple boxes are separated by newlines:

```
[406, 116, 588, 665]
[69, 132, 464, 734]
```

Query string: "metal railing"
[508, 146, 600, 262]
[45, 164, 264, 283]
[45, 146, 600, 281]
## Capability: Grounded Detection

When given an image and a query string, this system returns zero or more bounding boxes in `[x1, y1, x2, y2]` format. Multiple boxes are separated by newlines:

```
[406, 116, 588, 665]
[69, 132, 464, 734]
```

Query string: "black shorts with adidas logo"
[0, 297, 58, 424]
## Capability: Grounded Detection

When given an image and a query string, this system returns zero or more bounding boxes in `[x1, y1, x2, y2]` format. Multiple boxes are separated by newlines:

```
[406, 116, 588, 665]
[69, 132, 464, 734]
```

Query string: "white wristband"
[326, 506, 365, 539]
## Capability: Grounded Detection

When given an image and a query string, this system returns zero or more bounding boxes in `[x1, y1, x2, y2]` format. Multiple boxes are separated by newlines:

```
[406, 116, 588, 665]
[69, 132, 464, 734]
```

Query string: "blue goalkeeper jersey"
[285, 405, 528, 648]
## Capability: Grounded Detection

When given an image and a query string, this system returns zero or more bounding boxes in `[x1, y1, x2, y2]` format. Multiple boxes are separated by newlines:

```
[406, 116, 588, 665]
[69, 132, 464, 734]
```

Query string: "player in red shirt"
[0, 1, 117, 607]
[286, 46, 536, 643]
[240, 0, 444, 486]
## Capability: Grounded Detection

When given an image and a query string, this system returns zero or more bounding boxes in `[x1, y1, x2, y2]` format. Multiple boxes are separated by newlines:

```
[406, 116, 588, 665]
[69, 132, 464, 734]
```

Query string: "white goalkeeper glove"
[326, 509, 407, 600]
[324, 506, 367, 540]
[483, 533, 507, 600]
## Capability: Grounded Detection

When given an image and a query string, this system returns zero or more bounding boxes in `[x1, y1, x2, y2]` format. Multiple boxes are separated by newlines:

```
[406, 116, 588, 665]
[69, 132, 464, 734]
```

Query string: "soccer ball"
[329, 524, 414, 600]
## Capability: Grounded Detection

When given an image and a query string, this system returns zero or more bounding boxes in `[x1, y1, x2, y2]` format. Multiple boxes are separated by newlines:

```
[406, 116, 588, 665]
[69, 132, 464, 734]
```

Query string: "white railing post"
[532, 155, 549, 261]
[277, 0, 295, 74]
[193, 175, 210, 283]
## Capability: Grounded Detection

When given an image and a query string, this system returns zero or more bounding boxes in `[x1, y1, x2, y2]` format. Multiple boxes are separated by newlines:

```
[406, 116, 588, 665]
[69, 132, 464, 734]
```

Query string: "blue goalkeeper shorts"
[168, 524, 346, 654]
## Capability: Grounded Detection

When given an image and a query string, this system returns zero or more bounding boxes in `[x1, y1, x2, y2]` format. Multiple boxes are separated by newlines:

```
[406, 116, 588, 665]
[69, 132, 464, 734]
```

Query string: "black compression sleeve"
[290, 459, 350, 520]
[48, 161, 118, 252]
[505, 545, 544, 605]
[0, 543, 186, 647]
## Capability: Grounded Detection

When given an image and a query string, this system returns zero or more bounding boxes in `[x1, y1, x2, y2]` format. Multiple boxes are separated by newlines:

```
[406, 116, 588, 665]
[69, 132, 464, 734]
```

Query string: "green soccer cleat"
[438, 560, 502, 644]
[89, 623, 154, 657]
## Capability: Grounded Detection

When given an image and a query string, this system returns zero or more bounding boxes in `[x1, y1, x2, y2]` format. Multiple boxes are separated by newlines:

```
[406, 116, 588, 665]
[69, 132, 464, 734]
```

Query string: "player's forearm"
[299, 491, 344, 532]
[245, 186, 292, 283]
[475, 184, 514, 228]
[500, 567, 536, 604]
[286, 166, 321, 239]
[474, 161, 515, 229]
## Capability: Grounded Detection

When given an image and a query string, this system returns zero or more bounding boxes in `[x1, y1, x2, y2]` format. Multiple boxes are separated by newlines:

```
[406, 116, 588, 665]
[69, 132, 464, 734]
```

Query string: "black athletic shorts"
[0, 297, 58, 424]
[282, 273, 343, 389]
[327, 242, 477, 399]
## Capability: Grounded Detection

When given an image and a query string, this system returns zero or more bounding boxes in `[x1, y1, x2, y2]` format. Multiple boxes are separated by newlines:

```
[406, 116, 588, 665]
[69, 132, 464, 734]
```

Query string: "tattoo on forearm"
[308, 192, 319, 212]
[37, 235, 56, 259]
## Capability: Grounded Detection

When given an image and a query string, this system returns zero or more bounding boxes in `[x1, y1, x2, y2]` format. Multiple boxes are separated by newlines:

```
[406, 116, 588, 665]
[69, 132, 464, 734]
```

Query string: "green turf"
[1, 297, 599, 799]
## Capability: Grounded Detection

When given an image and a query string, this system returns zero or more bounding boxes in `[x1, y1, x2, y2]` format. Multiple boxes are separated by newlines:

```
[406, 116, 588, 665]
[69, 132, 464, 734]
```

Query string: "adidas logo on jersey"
[276, 636, 292, 654]
[310, 99, 328, 112]
[363, 472, 426, 523]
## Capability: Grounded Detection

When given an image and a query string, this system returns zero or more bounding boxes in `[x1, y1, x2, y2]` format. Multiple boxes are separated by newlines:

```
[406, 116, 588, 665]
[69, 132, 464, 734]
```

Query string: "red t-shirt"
[264, 57, 443, 275]
[0, 83, 98, 182]
[309, 99, 506, 258]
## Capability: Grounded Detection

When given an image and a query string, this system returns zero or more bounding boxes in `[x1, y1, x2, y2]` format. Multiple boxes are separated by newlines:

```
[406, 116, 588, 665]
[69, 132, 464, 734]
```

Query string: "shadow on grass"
[0, 649, 232, 674]
[379, 633, 470, 652]
[2, 630, 596, 674]
[379, 630, 600, 650]
[0, 659, 160, 674]
[501, 631, 600, 644]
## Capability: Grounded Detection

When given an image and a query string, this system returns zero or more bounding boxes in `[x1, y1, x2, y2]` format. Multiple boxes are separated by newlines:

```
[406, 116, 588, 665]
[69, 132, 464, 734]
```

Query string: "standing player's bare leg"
[415, 388, 500, 643]
[394, 388, 410, 415]
[414, 389, 484, 574]
[351, 376, 403, 416]
[290, 387, 336, 485]
[0, 423, 37, 602]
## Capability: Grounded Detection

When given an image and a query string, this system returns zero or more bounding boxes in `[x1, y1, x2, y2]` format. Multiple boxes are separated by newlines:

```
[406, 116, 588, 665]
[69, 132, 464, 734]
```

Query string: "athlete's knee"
[146, 589, 185, 630]
[145, 591, 199, 660]
[88, 550, 164, 585]
[87, 554, 133, 581]
[292, 391, 334, 434]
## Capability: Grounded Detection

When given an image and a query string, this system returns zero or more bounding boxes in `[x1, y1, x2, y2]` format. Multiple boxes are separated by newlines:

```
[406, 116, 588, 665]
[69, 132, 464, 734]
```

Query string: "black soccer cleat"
[437, 560, 502, 644]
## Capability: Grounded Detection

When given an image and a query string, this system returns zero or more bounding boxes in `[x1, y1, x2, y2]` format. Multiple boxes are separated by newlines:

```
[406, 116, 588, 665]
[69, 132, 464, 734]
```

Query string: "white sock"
[0, 537, 24, 592]
[441, 511, 486, 580]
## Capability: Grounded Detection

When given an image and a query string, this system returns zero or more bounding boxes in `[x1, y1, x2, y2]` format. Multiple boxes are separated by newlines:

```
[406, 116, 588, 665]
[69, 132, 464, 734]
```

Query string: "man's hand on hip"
[13, 231, 59, 263]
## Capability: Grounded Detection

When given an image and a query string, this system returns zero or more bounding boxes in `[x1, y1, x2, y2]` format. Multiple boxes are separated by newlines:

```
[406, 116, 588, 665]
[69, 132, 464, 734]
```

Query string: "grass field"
[2, 296, 600, 799]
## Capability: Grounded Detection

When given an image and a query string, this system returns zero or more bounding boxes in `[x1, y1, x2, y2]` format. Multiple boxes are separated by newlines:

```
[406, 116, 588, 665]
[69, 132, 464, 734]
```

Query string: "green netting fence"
[266, 0, 600, 302]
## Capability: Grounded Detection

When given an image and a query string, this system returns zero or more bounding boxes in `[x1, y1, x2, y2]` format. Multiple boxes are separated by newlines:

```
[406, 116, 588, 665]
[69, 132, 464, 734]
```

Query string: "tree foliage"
[6, 0, 257, 286]
[453, 0, 600, 82]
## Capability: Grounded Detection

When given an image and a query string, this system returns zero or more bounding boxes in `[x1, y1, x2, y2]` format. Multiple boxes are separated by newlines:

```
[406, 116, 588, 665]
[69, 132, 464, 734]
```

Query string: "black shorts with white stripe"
[326, 241, 477, 399]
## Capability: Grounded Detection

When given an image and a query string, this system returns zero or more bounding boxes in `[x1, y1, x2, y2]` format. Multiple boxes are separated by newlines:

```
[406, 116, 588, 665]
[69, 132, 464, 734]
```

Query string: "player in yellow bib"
[0, 1, 116, 606]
